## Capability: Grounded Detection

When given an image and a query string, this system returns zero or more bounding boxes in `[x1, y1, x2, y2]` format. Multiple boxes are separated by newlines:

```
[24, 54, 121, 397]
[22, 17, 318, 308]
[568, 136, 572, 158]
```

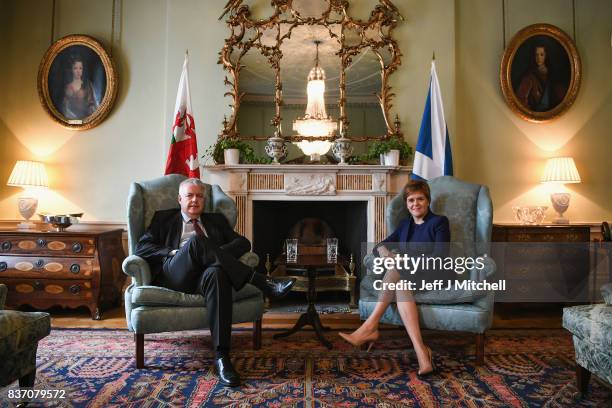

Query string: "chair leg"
[475, 333, 485, 366]
[253, 318, 262, 350]
[135, 333, 144, 369]
[19, 369, 36, 388]
[576, 364, 591, 396]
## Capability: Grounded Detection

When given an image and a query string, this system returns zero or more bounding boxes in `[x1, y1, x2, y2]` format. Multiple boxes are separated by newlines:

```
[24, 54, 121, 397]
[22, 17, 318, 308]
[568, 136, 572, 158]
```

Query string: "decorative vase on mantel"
[332, 136, 353, 165]
[265, 132, 287, 164]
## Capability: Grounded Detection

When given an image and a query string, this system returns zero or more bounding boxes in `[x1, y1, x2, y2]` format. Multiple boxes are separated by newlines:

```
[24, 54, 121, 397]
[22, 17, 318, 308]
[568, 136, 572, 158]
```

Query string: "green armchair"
[122, 174, 264, 369]
[0, 284, 51, 388]
[359, 176, 496, 365]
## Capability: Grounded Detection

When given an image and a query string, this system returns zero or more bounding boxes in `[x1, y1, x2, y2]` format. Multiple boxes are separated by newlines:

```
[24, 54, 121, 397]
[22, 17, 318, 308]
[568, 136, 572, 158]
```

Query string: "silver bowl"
[39, 214, 81, 232]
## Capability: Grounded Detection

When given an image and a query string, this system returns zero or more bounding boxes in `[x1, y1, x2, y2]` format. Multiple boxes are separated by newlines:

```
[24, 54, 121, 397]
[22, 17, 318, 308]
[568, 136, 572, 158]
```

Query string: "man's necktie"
[192, 219, 206, 237]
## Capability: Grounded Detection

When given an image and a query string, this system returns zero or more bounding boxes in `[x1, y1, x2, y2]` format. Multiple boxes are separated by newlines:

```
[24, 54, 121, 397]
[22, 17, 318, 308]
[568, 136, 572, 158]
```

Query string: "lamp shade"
[541, 157, 581, 184]
[7, 160, 49, 188]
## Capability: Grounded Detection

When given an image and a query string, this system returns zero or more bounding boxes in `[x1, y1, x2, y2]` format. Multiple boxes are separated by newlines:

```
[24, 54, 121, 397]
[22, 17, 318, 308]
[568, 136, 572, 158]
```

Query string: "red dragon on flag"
[165, 53, 200, 178]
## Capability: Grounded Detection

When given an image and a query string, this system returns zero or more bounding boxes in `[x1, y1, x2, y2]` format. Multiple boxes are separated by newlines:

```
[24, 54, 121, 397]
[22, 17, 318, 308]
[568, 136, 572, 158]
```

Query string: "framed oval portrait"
[500, 24, 581, 123]
[37, 35, 118, 130]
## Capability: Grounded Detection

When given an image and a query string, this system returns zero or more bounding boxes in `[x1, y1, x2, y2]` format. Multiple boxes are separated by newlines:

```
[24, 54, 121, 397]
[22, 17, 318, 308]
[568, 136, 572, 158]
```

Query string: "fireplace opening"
[252, 200, 367, 279]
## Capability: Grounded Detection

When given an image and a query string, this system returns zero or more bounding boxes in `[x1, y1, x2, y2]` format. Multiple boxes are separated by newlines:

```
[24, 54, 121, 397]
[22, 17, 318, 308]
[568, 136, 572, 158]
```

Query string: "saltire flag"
[411, 59, 453, 180]
[165, 53, 200, 177]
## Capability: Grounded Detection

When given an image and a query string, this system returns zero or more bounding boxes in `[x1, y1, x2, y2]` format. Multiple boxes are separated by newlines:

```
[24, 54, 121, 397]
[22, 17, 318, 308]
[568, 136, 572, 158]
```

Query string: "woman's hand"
[378, 245, 392, 258]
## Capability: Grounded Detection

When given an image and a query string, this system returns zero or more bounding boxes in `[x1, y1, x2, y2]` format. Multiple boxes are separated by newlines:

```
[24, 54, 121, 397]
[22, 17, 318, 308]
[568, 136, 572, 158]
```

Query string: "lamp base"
[550, 193, 571, 225]
[16, 221, 37, 229]
[552, 217, 570, 224]
[16, 196, 38, 230]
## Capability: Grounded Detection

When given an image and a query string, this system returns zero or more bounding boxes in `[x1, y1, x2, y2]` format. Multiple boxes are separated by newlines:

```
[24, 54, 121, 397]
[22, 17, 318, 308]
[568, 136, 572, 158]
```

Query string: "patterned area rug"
[2, 329, 610, 407]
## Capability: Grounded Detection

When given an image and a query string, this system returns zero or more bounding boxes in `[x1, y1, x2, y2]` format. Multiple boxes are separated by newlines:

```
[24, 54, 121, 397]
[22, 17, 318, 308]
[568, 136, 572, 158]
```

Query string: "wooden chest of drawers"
[492, 224, 591, 302]
[0, 226, 126, 319]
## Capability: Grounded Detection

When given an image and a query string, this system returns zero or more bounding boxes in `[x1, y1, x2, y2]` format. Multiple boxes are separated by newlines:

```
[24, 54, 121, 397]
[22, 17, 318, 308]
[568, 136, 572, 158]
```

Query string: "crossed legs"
[341, 268, 433, 374]
[161, 236, 239, 356]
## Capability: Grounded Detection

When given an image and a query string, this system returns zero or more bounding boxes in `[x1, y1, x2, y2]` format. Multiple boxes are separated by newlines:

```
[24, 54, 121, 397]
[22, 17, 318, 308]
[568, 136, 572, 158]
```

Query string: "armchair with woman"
[350, 176, 496, 375]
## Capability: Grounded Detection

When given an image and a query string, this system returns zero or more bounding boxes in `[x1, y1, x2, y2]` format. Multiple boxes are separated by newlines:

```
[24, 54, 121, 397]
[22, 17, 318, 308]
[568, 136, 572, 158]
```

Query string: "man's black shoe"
[265, 277, 296, 299]
[214, 356, 240, 387]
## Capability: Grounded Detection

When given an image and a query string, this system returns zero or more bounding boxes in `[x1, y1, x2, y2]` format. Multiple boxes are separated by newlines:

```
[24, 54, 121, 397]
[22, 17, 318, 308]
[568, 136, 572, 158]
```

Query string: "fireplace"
[203, 163, 412, 303]
[202, 164, 410, 265]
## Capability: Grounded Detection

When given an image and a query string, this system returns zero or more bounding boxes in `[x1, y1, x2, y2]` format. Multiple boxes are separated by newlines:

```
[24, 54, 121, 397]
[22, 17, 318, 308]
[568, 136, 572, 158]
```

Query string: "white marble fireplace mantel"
[202, 164, 412, 244]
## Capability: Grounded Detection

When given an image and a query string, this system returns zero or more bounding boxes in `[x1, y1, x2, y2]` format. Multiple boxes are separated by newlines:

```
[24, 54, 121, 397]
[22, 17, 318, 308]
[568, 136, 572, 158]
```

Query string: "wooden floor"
[44, 302, 563, 330]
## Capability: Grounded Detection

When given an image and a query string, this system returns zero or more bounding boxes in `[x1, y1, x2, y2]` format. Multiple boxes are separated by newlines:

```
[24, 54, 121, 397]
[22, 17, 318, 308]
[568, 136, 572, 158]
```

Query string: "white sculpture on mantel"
[285, 174, 336, 195]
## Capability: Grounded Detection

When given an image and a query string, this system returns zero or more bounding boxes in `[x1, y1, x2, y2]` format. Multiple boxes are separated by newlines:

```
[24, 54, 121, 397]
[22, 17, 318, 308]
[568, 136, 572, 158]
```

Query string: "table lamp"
[6, 160, 49, 229]
[540, 157, 581, 224]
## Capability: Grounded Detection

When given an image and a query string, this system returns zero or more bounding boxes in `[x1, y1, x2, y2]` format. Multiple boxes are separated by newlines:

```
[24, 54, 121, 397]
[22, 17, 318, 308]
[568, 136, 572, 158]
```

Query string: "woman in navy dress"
[339, 180, 450, 377]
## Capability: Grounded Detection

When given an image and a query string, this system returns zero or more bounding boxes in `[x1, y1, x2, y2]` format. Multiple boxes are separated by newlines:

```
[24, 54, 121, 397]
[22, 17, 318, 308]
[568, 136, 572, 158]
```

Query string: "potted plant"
[356, 137, 413, 165]
[203, 138, 271, 165]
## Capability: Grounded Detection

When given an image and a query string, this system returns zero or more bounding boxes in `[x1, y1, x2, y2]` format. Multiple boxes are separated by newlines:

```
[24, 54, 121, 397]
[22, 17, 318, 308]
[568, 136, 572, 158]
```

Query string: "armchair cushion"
[131, 283, 262, 307]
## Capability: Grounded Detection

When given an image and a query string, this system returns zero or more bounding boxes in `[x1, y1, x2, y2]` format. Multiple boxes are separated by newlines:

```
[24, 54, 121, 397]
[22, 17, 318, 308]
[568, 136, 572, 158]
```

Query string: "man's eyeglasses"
[181, 193, 204, 199]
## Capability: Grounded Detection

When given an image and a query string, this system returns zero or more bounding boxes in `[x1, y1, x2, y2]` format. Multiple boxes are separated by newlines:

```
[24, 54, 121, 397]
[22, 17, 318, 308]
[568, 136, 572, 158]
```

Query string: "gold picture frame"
[500, 24, 581, 123]
[37, 34, 118, 130]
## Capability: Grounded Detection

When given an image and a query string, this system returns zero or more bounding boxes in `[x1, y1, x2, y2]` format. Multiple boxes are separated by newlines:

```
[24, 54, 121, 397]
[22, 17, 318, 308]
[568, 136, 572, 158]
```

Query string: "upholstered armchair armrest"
[469, 255, 496, 282]
[0, 284, 7, 310]
[601, 283, 612, 305]
[362, 253, 375, 273]
[239, 252, 259, 268]
[122, 255, 153, 287]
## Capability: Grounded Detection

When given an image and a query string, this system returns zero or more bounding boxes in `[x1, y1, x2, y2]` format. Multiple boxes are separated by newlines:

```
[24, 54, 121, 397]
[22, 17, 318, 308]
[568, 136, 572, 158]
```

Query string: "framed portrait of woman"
[500, 24, 581, 123]
[37, 35, 118, 130]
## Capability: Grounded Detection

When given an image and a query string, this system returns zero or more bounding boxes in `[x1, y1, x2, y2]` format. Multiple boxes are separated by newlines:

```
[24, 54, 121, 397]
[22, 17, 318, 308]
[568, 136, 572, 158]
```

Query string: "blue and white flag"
[411, 60, 453, 180]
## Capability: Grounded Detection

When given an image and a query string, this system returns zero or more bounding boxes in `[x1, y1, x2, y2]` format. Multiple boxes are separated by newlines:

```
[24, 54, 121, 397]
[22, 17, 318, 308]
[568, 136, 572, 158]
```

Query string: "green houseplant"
[350, 137, 413, 165]
[203, 138, 271, 164]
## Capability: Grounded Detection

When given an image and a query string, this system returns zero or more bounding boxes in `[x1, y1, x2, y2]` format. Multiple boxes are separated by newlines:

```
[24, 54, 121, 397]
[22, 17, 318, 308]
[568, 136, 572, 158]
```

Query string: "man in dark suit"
[135, 178, 295, 386]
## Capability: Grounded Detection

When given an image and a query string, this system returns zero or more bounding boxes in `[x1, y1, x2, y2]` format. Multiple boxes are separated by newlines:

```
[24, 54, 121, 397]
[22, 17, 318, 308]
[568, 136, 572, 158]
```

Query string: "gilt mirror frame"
[218, 0, 403, 143]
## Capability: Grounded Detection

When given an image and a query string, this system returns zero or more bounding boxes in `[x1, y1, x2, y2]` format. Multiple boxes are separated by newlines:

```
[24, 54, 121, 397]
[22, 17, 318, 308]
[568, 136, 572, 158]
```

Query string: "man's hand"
[169, 249, 179, 256]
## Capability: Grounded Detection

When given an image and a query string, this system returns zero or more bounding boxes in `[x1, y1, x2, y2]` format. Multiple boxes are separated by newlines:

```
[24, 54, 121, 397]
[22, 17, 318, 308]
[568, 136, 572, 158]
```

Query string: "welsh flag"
[165, 53, 200, 177]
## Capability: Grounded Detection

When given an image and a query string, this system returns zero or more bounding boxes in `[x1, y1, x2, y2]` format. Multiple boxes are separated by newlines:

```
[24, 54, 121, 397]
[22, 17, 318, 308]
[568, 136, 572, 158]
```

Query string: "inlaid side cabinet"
[492, 224, 591, 302]
[0, 226, 126, 319]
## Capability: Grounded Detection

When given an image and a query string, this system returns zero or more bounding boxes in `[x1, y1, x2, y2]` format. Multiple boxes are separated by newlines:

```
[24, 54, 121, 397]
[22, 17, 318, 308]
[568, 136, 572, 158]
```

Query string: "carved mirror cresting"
[218, 0, 403, 162]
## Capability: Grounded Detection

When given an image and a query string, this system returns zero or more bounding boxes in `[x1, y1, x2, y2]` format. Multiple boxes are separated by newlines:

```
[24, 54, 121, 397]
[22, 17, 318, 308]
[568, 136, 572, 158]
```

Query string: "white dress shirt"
[178, 212, 208, 249]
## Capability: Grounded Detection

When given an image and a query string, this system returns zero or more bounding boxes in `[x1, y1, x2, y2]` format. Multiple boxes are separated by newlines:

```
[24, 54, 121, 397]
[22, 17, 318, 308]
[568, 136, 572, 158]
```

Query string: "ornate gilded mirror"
[218, 0, 403, 162]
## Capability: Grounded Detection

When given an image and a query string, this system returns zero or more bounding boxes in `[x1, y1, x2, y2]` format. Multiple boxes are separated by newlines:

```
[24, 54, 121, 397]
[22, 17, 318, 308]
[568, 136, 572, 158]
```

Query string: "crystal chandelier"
[293, 41, 337, 161]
